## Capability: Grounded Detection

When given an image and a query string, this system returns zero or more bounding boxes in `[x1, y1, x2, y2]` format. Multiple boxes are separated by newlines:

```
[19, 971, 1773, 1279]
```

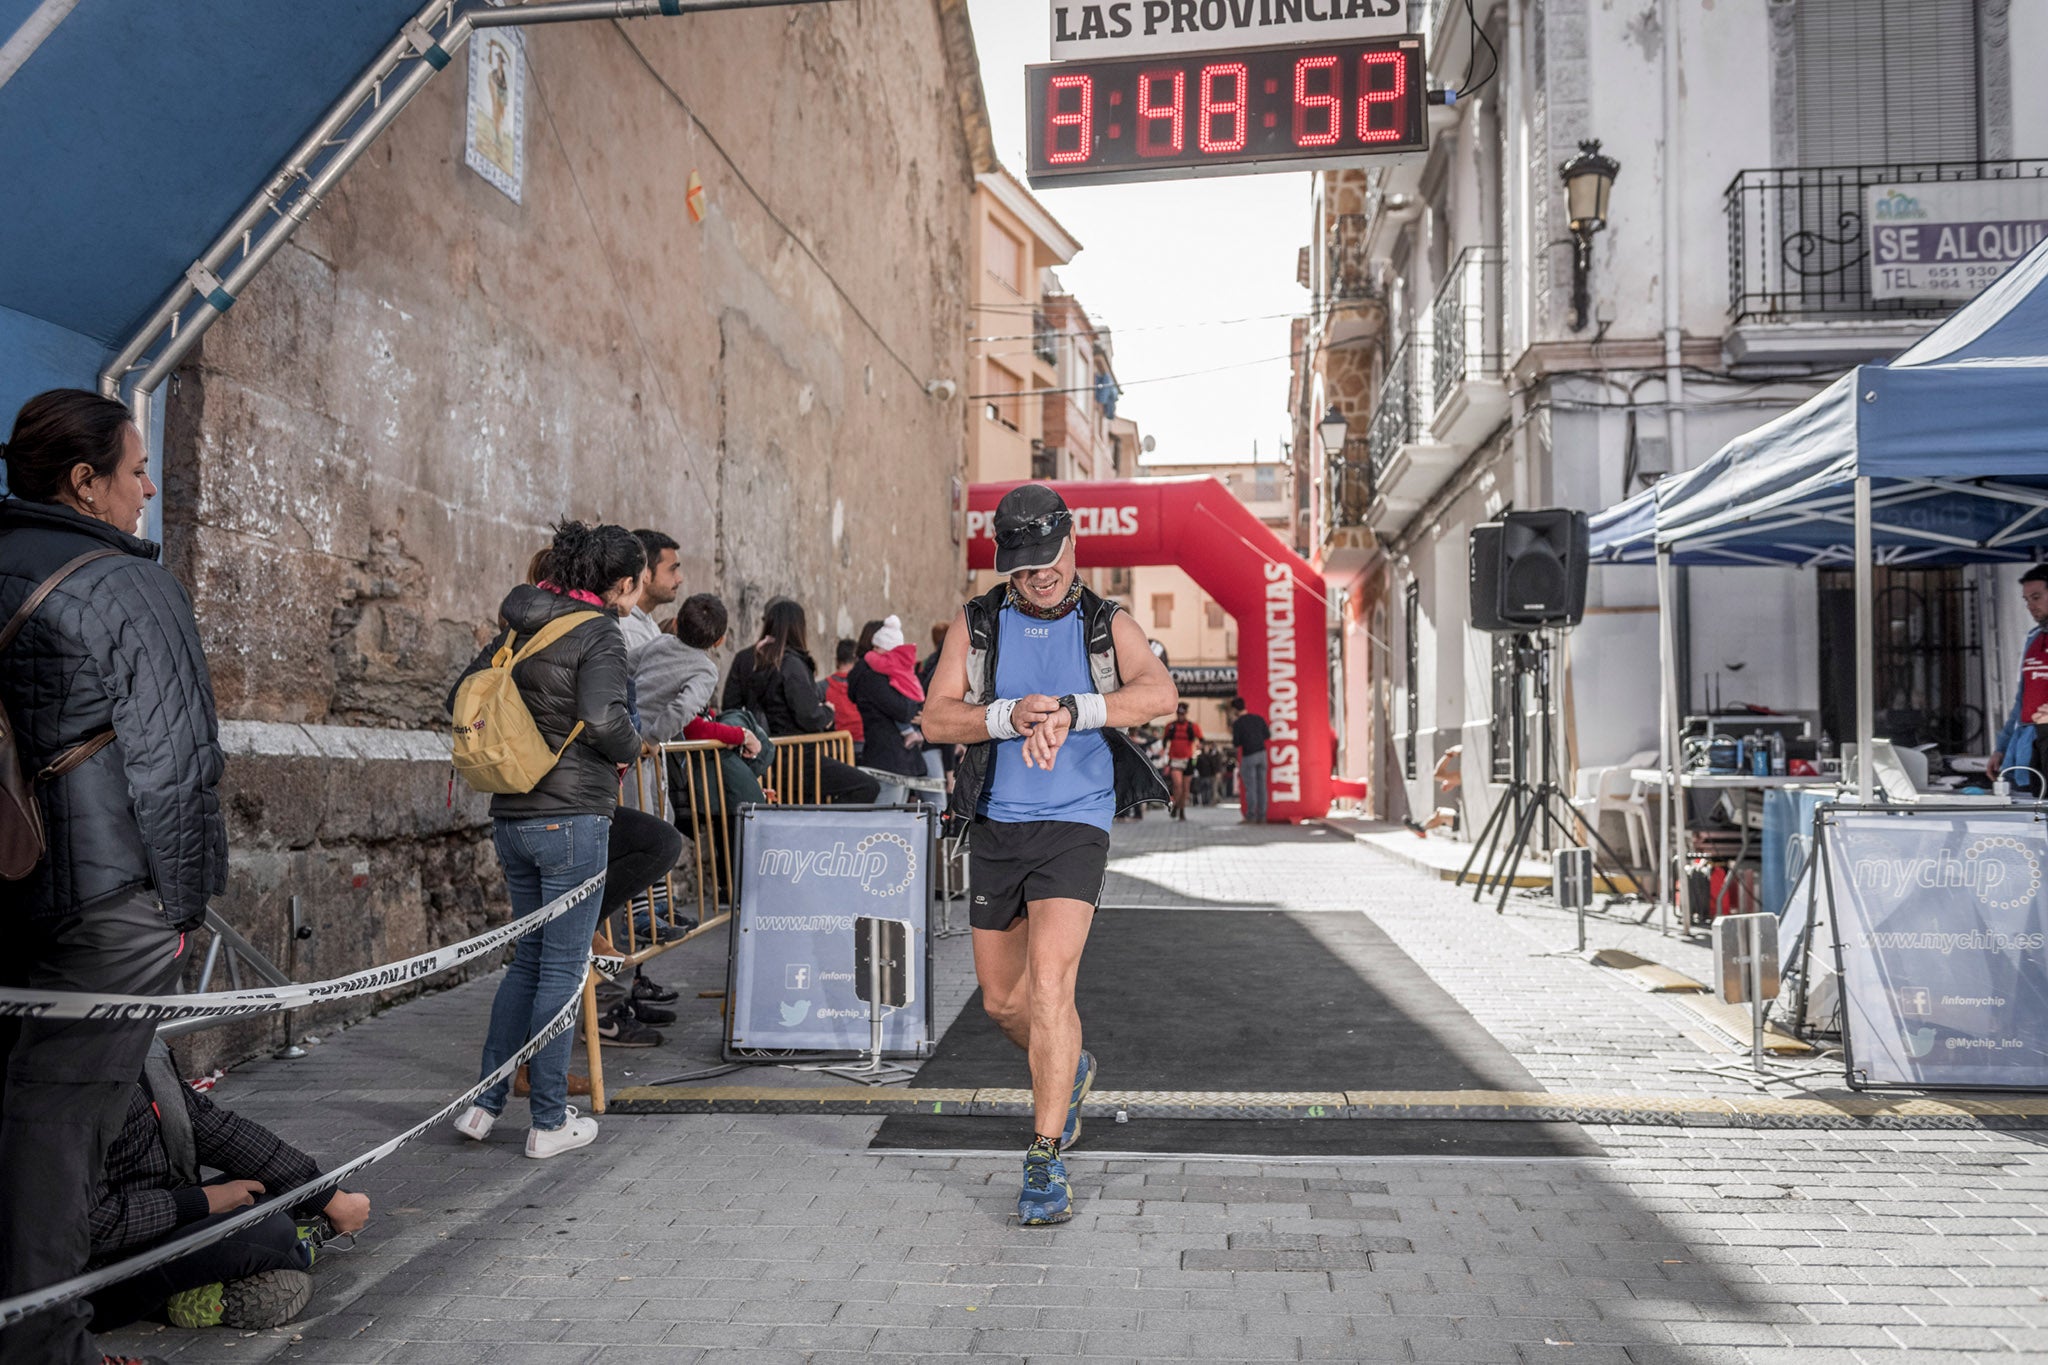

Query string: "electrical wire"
[969, 344, 1313, 401]
[1455, 0, 1501, 100]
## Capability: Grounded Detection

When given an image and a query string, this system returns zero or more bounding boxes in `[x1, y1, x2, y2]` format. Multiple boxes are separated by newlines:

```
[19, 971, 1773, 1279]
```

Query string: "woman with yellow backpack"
[447, 521, 643, 1159]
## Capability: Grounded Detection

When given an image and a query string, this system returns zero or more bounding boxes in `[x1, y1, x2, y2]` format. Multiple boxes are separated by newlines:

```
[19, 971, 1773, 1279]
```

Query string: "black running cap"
[992, 484, 1072, 575]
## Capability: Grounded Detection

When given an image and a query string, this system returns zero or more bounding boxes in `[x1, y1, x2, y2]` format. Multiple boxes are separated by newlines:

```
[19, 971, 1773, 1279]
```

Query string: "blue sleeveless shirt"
[978, 607, 1115, 831]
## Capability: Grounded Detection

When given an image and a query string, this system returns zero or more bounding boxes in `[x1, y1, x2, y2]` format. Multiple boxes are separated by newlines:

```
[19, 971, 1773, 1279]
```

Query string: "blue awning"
[0, 0, 428, 417]
[1590, 237, 2048, 568]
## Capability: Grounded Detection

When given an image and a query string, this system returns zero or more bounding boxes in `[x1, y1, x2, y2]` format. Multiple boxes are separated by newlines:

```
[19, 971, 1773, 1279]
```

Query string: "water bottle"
[1769, 732, 1786, 776]
[1751, 739, 1769, 778]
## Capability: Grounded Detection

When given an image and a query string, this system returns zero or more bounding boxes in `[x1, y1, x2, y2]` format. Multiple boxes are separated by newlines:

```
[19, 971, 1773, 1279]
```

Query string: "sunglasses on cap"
[994, 509, 1071, 550]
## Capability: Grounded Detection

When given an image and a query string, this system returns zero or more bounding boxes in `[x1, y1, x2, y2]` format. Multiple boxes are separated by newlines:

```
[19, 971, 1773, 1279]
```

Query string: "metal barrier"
[769, 730, 859, 806]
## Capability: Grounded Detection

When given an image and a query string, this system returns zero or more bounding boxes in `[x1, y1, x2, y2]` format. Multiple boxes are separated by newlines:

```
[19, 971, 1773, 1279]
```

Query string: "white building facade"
[1293, 0, 2048, 836]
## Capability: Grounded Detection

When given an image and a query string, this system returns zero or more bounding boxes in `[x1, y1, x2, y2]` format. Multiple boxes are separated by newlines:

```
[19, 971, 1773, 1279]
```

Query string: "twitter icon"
[779, 999, 811, 1027]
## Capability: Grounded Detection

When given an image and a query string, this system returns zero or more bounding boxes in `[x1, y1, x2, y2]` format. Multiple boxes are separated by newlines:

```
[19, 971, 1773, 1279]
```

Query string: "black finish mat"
[873, 906, 1600, 1157]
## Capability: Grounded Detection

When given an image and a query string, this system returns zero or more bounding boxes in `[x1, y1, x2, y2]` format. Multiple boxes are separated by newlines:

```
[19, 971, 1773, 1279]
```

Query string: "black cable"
[1456, 0, 1501, 100]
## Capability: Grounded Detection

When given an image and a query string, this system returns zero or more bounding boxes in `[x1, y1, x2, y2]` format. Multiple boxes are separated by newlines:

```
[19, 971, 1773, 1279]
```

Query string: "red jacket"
[826, 670, 864, 742]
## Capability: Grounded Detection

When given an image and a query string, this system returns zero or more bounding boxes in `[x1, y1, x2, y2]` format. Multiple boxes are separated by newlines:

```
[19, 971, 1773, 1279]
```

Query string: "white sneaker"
[525, 1107, 598, 1159]
[452, 1105, 495, 1141]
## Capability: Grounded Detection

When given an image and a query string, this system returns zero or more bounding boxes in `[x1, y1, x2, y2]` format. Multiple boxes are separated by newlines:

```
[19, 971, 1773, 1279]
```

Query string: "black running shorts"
[967, 818, 1111, 931]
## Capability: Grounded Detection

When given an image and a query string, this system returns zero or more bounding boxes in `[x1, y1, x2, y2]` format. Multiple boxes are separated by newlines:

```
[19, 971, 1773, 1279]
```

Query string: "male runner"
[1161, 702, 1203, 819]
[923, 484, 1175, 1225]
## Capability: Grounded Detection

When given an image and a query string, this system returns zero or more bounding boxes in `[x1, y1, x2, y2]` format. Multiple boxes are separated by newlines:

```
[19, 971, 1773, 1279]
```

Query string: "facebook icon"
[785, 964, 812, 990]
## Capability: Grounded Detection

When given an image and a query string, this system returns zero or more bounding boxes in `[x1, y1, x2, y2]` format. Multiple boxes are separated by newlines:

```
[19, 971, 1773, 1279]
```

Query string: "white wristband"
[1072, 693, 1108, 731]
[985, 698, 1022, 741]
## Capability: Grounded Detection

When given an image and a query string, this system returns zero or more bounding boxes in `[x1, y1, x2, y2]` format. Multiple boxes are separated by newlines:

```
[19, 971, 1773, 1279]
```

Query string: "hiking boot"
[1060, 1049, 1097, 1152]
[164, 1281, 226, 1328]
[590, 1004, 662, 1047]
[219, 1268, 313, 1329]
[632, 972, 680, 1005]
[526, 1106, 599, 1158]
[627, 997, 677, 1026]
[1017, 1138, 1073, 1226]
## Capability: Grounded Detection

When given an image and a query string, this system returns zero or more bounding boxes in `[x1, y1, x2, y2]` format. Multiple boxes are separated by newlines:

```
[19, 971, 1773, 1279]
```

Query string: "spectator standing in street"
[849, 615, 929, 798]
[825, 638, 865, 744]
[1989, 565, 2048, 795]
[450, 521, 643, 1159]
[1161, 702, 1203, 819]
[86, 1044, 371, 1333]
[620, 529, 683, 652]
[722, 598, 879, 804]
[1194, 742, 1222, 807]
[0, 389, 227, 1365]
[1229, 695, 1272, 824]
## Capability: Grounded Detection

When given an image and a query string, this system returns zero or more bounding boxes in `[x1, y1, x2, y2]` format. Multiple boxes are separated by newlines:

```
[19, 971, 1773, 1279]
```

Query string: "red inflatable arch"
[968, 478, 1331, 822]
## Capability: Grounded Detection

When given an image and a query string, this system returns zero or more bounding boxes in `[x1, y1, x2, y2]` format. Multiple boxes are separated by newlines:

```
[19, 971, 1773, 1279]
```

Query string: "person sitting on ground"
[825, 637, 865, 744]
[722, 598, 879, 804]
[1403, 744, 1464, 838]
[85, 1045, 370, 1334]
[848, 615, 930, 796]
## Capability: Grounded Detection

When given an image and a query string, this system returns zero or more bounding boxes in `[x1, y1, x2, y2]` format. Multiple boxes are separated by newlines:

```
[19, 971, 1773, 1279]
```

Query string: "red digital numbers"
[1292, 55, 1341, 149]
[1356, 50, 1406, 143]
[1198, 62, 1249, 154]
[1046, 73, 1093, 165]
[1137, 68, 1186, 156]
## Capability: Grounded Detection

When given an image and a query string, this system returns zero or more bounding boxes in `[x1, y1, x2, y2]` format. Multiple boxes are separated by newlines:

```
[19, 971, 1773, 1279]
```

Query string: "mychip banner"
[1821, 806, 2048, 1090]
[725, 805, 935, 1060]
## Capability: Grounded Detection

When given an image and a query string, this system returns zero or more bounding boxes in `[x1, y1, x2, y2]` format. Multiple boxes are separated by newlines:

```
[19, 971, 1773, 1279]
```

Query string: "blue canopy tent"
[1587, 236, 2048, 923]
[0, 0, 820, 535]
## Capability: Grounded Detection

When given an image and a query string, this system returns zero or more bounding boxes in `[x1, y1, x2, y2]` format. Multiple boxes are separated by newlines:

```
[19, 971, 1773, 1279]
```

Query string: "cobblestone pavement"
[105, 806, 2048, 1364]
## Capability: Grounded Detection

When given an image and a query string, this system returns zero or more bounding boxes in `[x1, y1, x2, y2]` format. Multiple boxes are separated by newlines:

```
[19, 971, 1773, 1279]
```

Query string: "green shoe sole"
[164, 1282, 225, 1329]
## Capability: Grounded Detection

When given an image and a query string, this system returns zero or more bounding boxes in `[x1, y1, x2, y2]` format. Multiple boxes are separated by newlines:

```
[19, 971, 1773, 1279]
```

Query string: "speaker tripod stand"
[1456, 634, 1636, 916]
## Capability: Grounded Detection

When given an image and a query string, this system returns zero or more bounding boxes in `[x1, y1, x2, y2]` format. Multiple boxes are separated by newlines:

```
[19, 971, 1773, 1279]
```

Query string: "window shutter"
[1795, 0, 1978, 166]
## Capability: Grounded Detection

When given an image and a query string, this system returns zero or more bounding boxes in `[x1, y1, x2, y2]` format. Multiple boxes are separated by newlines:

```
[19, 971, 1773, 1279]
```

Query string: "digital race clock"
[1026, 35, 1426, 188]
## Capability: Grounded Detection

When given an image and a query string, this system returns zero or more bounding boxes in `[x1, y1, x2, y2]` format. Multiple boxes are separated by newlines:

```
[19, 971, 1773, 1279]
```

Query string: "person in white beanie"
[848, 614, 929, 787]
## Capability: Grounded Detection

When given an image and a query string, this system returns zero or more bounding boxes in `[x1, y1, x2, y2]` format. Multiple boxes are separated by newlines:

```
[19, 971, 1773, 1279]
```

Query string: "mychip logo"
[754, 833, 917, 898]
[1848, 835, 2043, 913]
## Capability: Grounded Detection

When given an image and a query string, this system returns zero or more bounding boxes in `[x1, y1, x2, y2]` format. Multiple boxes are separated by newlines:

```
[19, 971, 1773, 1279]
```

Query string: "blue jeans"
[477, 814, 609, 1130]
[1240, 751, 1269, 822]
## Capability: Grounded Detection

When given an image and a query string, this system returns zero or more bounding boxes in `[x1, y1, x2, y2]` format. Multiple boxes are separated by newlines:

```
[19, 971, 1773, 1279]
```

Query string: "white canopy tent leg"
[1657, 547, 1678, 934]
[1855, 477, 1876, 802]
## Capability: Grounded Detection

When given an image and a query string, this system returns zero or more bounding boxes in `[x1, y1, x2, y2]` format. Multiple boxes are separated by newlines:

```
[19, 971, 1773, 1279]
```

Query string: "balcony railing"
[1725, 159, 2048, 322]
[1327, 213, 1383, 306]
[1430, 245, 1504, 409]
[1326, 437, 1374, 530]
[1033, 311, 1057, 365]
[1366, 333, 1427, 482]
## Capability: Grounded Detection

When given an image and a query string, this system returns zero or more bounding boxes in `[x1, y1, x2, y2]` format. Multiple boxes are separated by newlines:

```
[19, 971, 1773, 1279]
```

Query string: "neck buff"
[1007, 577, 1083, 621]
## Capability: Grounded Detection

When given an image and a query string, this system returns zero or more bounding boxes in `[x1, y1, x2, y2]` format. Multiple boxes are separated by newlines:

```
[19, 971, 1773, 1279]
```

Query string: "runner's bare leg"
[974, 898, 1094, 1137]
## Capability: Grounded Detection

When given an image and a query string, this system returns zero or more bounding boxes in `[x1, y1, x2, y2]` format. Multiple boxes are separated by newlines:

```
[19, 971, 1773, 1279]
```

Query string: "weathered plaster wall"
[159, 4, 979, 1068]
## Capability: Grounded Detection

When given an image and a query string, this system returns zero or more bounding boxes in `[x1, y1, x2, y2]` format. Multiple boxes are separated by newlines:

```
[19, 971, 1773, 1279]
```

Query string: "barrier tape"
[858, 767, 948, 795]
[0, 977, 589, 1328]
[0, 876, 606, 1024]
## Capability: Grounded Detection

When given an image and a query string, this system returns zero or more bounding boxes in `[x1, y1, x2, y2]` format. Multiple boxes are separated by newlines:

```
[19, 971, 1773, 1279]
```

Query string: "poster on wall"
[1822, 806, 2048, 1090]
[725, 806, 935, 1060]
[465, 23, 526, 203]
[1866, 179, 2048, 301]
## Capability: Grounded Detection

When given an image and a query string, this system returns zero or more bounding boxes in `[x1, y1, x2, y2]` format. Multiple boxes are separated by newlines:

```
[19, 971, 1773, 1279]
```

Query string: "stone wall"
[159, 4, 983, 1071]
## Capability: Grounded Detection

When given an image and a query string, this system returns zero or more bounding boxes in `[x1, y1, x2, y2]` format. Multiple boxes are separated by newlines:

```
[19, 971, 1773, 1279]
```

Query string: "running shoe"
[590, 1003, 662, 1047]
[164, 1282, 225, 1329]
[1017, 1139, 1073, 1226]
[627, 997, 677, 1026]
[1060, 1049, 1096, 1152]
[218, 1269, 313, 1329]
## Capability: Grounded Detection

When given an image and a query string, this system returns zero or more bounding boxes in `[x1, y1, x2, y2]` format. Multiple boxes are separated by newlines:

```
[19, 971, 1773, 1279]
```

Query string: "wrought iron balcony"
[1725, 159, 2048, 322]
[1326, 437, 1373, 530]
[1366, 333, 1427, 483]
[1429, 245, 1504, 410]
[1033, 310, 1057, 365]
[1327, 213, 1383, 305]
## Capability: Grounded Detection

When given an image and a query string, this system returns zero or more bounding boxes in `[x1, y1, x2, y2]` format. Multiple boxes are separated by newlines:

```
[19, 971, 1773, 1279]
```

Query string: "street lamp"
[1559, 139, 1620, 332]
[1318, 405, 1349, 453]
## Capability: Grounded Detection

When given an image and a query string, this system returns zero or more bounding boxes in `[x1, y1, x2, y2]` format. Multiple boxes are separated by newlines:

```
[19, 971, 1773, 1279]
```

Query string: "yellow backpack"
[450, 611, 604, 795]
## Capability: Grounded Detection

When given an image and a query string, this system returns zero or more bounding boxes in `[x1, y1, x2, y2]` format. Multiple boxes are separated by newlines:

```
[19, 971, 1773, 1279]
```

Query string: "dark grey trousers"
[0, 889, 187, 1365]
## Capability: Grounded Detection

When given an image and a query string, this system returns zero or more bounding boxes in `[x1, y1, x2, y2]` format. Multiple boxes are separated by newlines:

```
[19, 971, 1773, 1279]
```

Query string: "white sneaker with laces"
[452, 1105, 495, 1141]
[525, 1107, 598, 1159]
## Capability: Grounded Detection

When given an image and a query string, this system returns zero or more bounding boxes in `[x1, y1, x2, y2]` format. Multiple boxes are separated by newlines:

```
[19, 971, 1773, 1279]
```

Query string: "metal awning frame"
[96, 0, 839, 431]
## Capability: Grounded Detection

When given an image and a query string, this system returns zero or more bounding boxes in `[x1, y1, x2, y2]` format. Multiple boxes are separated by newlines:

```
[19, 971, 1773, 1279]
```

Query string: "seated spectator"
[86, 1045, 370, 1334]
[825, 637, 864, 743]
[722, 598, 878, 804]
[848, 615, 928, 792]
[655, 595, 773, 875]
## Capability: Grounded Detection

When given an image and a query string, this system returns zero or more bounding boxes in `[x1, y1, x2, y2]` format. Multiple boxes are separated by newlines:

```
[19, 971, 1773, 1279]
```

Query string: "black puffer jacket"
[0, 498, 226, 929]
[721, 643, 835, 737]
[453, 585, 639, 819]
[848, 658, 923, 778]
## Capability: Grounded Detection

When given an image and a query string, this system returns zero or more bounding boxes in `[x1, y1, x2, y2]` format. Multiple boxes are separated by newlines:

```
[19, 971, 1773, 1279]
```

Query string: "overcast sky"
[966, 0, 1309, 467]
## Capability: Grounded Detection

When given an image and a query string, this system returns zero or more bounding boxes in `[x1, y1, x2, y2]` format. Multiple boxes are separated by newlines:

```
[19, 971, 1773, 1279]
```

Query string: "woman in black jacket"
[721, 599, 878, 804]
[449, 522, 642, 1160]
[847, 617, 926, 783]
[0, 390, 226, 1365]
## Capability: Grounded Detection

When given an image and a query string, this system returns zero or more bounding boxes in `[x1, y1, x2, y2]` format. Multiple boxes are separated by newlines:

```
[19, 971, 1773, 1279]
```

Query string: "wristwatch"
[1057, 694, 1081, 727]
